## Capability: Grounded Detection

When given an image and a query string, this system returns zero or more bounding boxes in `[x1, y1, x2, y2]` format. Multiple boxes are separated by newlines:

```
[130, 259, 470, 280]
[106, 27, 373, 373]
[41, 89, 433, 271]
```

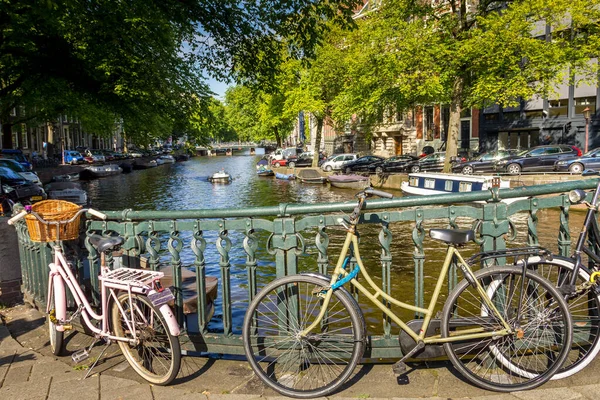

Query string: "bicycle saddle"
[89, 235, 124, 253]
[429, 229, 474, 245]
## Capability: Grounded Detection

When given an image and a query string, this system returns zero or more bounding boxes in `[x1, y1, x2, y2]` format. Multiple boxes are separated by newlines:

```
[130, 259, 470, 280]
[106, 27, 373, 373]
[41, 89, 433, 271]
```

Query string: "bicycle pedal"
[392, 360, 407, 376]
[71, 349, 90, 364]
[62, 324, 73, 331]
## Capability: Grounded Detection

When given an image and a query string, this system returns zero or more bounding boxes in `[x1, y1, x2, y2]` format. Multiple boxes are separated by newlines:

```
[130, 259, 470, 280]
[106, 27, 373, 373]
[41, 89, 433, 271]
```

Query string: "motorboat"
[44, 181, 88, 205]
[208, 170, 232, 183]
[400, 172, 522, 204]
[275, 172, 296, 180]
[297, 169, 326, 184]
[155, 157, 165, 166]
[79, 164, 122, 180]
[328, 174, 369, 189]
[256, 158, 274, 176]
[159, 155, 176, 164]
[132, 159, 158, 170]
[52, 172, 80, 182]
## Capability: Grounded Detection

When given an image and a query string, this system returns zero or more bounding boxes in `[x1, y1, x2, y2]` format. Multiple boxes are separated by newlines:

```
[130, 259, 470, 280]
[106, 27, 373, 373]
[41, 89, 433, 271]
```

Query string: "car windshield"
[582, 148, 600, 157]
[2, 152, 26, 163]
[0, 159, 26, 172]
[0, 166, 24, 180]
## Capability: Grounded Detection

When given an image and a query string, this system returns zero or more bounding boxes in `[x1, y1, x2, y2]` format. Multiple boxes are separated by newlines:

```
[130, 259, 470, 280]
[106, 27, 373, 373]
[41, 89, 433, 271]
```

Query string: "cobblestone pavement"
[2, 304, 600, 400]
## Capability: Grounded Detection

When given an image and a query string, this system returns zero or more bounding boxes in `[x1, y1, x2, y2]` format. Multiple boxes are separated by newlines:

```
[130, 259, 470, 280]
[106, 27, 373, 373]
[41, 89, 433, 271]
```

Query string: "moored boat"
[159, 155, 176, 164]
[275, 172, 296, 180]
[297, 169, 326, 184]
[79, 164, 122, 180]
[51, 172, 80, 182]
[328, 174, 369, 189]
[208, 170, 232, 183]
[132, 159, 158, 170]
[45, 181, 88, 205]
[400, 172, 521, 204]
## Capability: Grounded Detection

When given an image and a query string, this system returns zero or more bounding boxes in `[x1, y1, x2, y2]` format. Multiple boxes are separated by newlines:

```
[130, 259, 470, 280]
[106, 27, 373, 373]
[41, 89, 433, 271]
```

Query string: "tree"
[329, 0, 600, 171]
[1, 0, 362, 149]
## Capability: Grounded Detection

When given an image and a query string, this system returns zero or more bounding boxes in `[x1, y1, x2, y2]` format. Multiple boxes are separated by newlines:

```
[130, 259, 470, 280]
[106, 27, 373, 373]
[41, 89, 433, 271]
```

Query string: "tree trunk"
[312, 116, 323, 167]
[443, 76, 465, 173]
[273, 127, 282, 147]
[1, 120, 13, 149]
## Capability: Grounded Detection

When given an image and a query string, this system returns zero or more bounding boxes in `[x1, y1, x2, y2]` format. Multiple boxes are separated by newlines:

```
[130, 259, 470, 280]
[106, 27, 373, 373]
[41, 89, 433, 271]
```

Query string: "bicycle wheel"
[110, 292, 181, 385]
[243, 274, 365, 398]
[517, 257, 600, 379]
[48, 289, 65, 356]
[441, 265, 572, 392]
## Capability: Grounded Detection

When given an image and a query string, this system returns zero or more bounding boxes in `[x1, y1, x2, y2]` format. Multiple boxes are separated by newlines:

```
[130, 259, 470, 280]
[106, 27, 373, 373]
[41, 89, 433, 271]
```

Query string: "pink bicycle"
[9, 200, 181, 385]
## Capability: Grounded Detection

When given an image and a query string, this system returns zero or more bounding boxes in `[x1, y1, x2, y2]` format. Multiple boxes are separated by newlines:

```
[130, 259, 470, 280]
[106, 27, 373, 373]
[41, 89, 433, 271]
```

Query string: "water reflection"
[86, 155, 584, 335]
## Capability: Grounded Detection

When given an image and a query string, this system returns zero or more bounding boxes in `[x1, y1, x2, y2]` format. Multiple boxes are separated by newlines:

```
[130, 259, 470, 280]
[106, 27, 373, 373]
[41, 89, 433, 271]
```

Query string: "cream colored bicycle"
[242, 188, 573, 398]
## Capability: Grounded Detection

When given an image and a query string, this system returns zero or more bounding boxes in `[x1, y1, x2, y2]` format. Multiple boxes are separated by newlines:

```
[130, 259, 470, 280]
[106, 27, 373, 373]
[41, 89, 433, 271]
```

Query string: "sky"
[208, 78, 230, 100]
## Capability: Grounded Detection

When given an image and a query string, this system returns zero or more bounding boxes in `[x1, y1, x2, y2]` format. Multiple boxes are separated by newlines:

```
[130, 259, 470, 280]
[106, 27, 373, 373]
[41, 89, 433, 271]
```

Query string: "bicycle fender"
[148, 289, 180, 336]
[50, 264, 67, 332]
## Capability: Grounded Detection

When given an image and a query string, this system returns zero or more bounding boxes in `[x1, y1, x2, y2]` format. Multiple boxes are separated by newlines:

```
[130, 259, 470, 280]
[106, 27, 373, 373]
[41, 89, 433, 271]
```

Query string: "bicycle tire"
[110, 292, 181, 385]
[441, 265, 572, 392]
[513, 256, 600, 379]
[48, 290, 65, 356]
[243, 274, 365, 398]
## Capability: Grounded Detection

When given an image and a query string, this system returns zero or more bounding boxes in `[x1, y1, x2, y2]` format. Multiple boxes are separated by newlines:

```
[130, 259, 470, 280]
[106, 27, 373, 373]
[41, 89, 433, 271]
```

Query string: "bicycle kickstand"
[82, 340, 111, 380]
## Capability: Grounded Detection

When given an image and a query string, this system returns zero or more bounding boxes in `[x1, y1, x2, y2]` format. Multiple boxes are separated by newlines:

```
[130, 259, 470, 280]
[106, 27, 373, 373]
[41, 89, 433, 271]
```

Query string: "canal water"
[84, 153, 584, 335]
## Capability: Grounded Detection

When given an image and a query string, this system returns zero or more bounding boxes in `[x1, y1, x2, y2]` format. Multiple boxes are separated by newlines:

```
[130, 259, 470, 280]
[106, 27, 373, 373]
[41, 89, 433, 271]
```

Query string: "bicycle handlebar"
[7, 207, 107, 226]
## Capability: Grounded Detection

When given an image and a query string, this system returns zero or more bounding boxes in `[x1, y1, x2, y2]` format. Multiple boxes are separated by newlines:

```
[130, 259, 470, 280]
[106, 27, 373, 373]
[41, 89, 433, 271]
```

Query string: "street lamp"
[583, 107, 591, 153]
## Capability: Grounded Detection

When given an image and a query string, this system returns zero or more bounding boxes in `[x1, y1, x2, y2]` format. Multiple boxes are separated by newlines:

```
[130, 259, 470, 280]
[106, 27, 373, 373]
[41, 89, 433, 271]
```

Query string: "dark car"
[343, 155, 385, 174]
[452, 150, 522, 175]
[554, 147, 600, 173]
[0, 149, 32, 171]
[494, 145, 582, 175]
[405, 152, 447, 173]
[0, 166, 46, 204]
[375, 155, 419, 174]
[287, 152, 327, 168]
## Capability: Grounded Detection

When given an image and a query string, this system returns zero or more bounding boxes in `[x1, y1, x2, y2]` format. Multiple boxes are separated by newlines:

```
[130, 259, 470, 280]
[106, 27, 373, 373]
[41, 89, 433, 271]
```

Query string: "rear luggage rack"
[100, 267, 164, 288]
[467, 246, 553, 268]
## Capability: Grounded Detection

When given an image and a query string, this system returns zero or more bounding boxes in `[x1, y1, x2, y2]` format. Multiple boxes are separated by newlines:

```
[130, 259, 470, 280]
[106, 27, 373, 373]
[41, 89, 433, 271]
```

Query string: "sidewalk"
[1, 303, 600, 400]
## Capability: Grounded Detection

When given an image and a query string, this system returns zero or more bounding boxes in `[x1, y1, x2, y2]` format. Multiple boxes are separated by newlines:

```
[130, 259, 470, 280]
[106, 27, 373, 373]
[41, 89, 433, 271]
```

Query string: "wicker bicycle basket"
[24, 200, 82, 242]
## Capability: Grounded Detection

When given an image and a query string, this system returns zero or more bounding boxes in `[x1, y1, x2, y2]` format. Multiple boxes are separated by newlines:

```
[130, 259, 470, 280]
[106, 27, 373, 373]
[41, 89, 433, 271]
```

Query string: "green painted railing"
[13, 179, 599, 358]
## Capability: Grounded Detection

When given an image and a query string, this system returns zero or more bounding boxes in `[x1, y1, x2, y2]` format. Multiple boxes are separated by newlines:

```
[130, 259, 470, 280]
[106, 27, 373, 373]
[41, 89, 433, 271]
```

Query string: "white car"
[0, 158, 42, 186]
[320, 153, 358, 172]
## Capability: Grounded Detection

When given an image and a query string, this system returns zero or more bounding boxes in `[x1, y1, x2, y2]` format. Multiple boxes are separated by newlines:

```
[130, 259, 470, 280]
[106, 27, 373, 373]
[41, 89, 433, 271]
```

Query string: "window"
[549, 99, 568, 117]
[485, 113, 499, 121]
[424, 178, 435, 189]
[459, 182, 473, 192]
[444, 180, 453, 191]
[409, 177, 419, 187]
[575, 97, 596, 116]
[424, 107, 434, 141]
[503, 112, 521, 121]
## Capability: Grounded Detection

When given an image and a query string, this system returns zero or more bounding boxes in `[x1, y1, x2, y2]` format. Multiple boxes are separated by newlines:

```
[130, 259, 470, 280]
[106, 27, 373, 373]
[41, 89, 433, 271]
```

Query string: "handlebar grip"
[365, 188, 394, 199]
[87, 208, 107, 220]
[7, 210, 28, 225]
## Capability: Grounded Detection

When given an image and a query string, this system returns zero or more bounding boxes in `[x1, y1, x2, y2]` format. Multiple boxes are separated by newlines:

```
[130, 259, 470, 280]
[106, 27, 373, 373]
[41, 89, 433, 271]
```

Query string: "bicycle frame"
[300, 228, 513, 344]
[47, 245, 149, 344]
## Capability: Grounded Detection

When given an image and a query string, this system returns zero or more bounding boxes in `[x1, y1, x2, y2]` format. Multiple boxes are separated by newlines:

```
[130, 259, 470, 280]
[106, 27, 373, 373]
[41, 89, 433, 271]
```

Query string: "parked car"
[405, 152, 447, 173]
[84, 150, 106, 163]
[554, 147, 600, 173]
[452, 150, 522, 174]
[342, 155, 385, 174]
[0, 158, 42, 186]
[320, 153, 358, 172]
[0, 148, 32, 170]
[494, 145, 582, 175]
[271, 158, 289, 168]
[100, 150, 116, 161]
[128, 151, 143, 158]
[0, 166, 46, 204]
[63, 150, 85, 165]
[269, 147, 304, 161]
[375, 155, 419, 174]
[287, 152, 327, 168]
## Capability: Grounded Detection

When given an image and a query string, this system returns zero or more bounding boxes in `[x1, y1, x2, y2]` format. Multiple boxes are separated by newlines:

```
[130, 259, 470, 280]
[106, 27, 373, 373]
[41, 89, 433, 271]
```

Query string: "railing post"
[528, 199, 540, 247]
[316, 218, 329, 277]
[412, 210, 425, 317]
[167, 222, 184, 326]
[558, 194, 571, 257]
[216, 225, 232, 336]
[480, 203, 510, 265]
[191, 223, 209, 334]
[379, 214, 392, 338]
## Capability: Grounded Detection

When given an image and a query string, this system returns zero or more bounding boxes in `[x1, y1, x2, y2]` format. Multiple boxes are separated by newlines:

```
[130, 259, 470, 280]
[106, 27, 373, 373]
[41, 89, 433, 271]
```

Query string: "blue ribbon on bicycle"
[331, 256, 359, 290]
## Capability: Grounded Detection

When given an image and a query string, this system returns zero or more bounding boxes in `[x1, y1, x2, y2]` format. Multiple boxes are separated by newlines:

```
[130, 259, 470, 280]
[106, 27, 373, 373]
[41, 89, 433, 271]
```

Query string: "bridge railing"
[12, 179, 597, 357]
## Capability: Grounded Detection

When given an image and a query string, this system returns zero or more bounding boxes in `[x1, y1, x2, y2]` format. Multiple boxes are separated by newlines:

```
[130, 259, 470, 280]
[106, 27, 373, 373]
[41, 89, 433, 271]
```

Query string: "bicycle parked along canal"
[8, 200, 181, 385]
[242, 187, 573, 398]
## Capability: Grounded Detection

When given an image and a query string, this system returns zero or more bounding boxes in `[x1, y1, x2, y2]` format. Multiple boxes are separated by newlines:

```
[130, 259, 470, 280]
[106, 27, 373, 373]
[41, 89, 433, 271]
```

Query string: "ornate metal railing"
[13, 179, 599, 358]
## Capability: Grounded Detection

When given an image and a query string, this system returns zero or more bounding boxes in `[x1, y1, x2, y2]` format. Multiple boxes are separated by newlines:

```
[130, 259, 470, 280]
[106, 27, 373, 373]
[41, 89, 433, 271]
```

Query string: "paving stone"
[0, 376, 51, 400]
[31, 359, 86, 383]
[570, 384, 600, 400]
[100, 375, 142, 391]
[208, 394, 263, 400]
[3, 364, 32, 385]
[0, 350, 15, 367]
[511, 387, 584, 400]
[152, 385, 208, 400]
[47, 373, 99, 400]
[102, 383, 153, 400]
[468, 395, 521, 400]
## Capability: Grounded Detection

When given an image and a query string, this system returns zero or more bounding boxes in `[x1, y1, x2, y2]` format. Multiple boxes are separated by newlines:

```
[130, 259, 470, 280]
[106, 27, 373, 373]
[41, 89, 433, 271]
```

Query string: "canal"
[84, 153, 585, 335]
